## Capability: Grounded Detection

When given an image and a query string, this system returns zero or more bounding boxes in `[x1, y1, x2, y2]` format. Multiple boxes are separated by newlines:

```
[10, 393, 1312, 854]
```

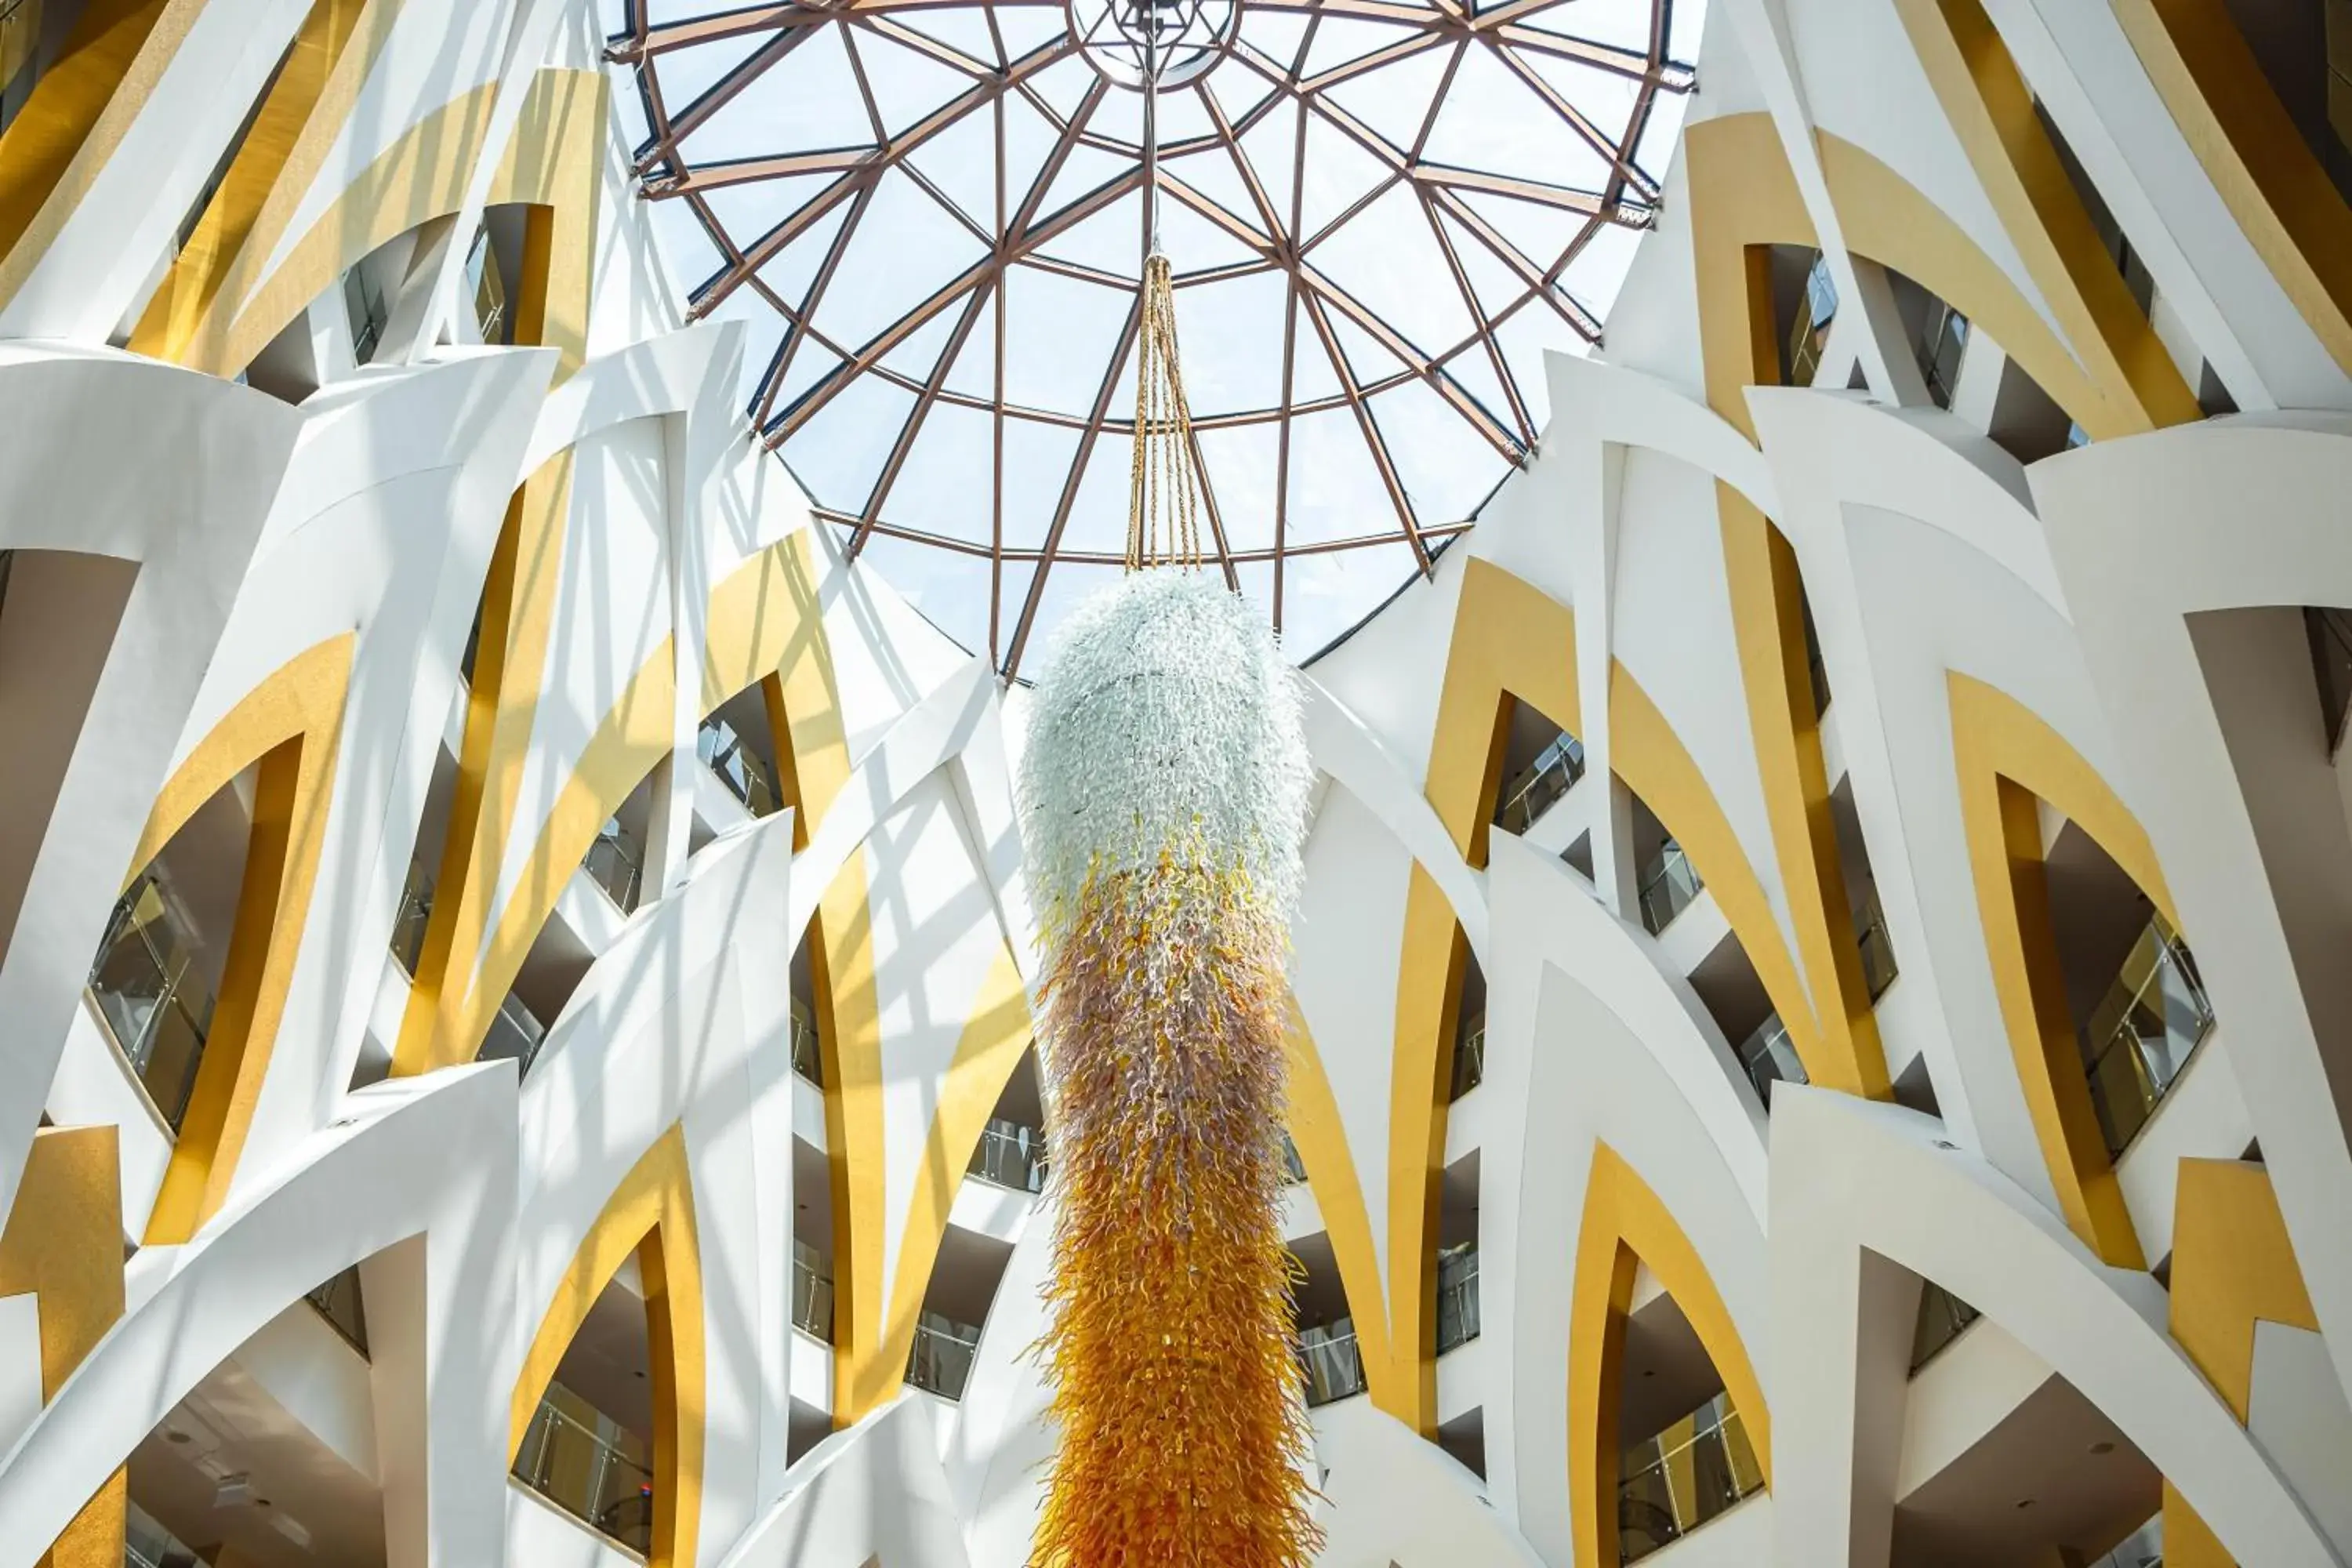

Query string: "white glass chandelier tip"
[1017, 569, 1313, 925]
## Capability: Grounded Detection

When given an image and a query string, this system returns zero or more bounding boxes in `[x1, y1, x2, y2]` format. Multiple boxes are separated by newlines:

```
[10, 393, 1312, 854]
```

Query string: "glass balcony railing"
[789, 996, 822, 1086]
[906, 1311, 982, 1399]
[1618, 1392, 1766, 1563]
[511, 1381, 653, 1554]
[1436, 1242, 1481, 1354]
[1637, 840, 1703, 935]
[969, 1117, 1048, 1193]
[125, 1501, 201, 1568]
[389, 855, 434, 976]
[583, 818, 644, 914]
[88, 870, 215, 1134]
[792, 1240, 834, 1342]
[697, 714, 784, 818]
[2092, 1515, 2163, 1568]
[478, 990, 547, 1078]
[307, 1266, 368, 1357]
[2081, 916, 2214, 1160]
[1855, 884, 1898, 1000]
[1909, 1281, 1980, 1373]
[1450, 1015, 1486, 1101]
[1282, 1133, 1308, 1185]
[1300, 1319, 1368, 1406]
[1735, 1014, 1806, 1109]
[1496, 731, 1586, 835]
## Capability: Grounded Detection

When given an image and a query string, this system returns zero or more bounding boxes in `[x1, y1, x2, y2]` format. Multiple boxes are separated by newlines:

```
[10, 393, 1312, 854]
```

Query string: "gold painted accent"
[488, 67, 604, 378]
[511, 1123, 703, 1568]
[2, 1127, 128, 1567]
[698, 531, 890, 1427]
[2160, 1159, 2318, 1568]
[2114, 0, 2352, 376]
[1382, 557, 1580, 1432]
[124, 0, 380, 362]
[1892, 0, 2200, 434]
[1384, 559, 1817, 1431]
[1607, 663, 1833, 1087]
[850, 944, 1031, 1421]
[395, 452, 582, 1078]
[1684, 113, 1892, 1105]
[1948, 671, 2173, 1267]
[0, 0, 204, 313]
[1568, 1143, 1769, 1568]
[185, 81, 495, 376]
[1283, 994, 1397, 1410]
[135, 634, 352, 1245]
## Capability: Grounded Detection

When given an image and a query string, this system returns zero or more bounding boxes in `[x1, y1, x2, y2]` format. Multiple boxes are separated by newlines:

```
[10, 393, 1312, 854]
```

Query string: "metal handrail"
[907, 1312, 982, 1399]
[1299, 1319, 1367, 1406]
[969, 1117, 1048, 1193]
[583, 820, 644, 913]
[789, 996, 822, 1086]
[307, 1267, 369, 1357]
[1909, 1281, 1979, 1372]
[479, 990, 547, 1077]
[1436, 1243, 1480, 1353]
[1282, 1133, 1308, 1185]
[87, 872, 214, 1133]
[699, 714, 783, 818]
[1854, 884, 1898, 1001]
[792, 1240, 834, 1341]
[1735, 1014, 1806, 1108]
[1496, 731, 1586, 835]
[511, 1385, 655, 1553]
[389, 857, 434, 975]
[2081, 916, 2214, 1160]
[1450, 1018, 1486, 1100]
[1637, 840, 1703, 935]
[1618, 1394, 1765, 1562]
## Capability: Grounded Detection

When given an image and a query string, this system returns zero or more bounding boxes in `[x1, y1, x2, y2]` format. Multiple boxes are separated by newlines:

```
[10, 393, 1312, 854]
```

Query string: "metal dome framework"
[608, 0, 1697, 673]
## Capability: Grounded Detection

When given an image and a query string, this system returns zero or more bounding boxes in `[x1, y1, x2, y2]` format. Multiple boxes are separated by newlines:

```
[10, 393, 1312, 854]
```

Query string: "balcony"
[478, 990, 547, 1078]
[906, 1311, 982, 1399]
[389, 855, 434, 976]
[1300, 1319, 1368, 1406]
[510, 1381, 653, 1554]
[1436, 1242, 1481, 1354]
[1450, 1015, 1486, 1101]
[306, 1267, 368, 1357]
[1638, 840, 1703, 935]
[2081, 916, 2214, 1160]
[125, 1501, 201, 1568]
[1497, 731, 1585, 836]
[698, 713, 784, 818]
[793, 1240, 834, 1343]
[87, 870, 215, 1133]
[1618, 1392, 1765, 1563]
[1283, 1133, 1308, 1185]
[583, 818, 644, 914]
[789, 996, 822, 1086]
[1855, 884, 1898, 1000]
[1735, 1014, 1806, 1108]
[968, 1117, 1048, 1194]
[1909, 1281, 1980, 1374]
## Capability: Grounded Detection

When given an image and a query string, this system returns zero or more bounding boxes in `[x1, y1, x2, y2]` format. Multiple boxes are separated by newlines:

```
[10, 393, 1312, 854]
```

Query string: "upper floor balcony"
[1436, 1242, 1481, 1355]
[1301, 1317, 1368, 1407]
[698, 711, 784, 819]
[906, 1311, 983, 1400]
[1497, 730, 1586, 837]
[1639, 838, 1704, 936]
[510, 1379, 653, 1555]
[967, 1116, 1048, 1195]
[1618, 1391, 1764, 1563]
[87, 868, 214, 1134]
[2082, 915, 2214, 1160]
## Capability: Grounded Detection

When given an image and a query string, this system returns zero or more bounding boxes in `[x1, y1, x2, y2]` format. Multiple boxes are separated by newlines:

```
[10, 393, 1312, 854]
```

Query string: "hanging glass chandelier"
[1018, 3, 1320, 1562]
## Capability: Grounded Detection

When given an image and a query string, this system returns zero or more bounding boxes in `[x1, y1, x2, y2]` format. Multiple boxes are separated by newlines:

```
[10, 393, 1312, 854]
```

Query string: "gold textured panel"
[511, 1123, 704, 1568]
[0, 1127, 128, 1566]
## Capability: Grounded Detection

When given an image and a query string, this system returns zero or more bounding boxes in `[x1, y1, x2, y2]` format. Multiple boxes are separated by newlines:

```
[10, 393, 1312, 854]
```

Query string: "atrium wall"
[0, 1, 2348, 1566]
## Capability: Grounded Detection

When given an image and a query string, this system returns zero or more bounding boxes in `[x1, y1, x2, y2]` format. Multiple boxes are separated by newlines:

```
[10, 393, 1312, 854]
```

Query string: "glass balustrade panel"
[1909, 1282, 1980, 1372]
[969, 1118, 1049, 1192]
[1737, 1015, 1807, 1108]
[307, 1266, 368, 1356]
[1282, 1134, 1308, 1185]
[1617, 1396, 1764, 1562]
[1299, 1321, 1367, 1406]
[2081, 917, 2215, 1160]
[478, 993, 546, 1077]
[1638, 842, 1704, 935]
[907, 1312, 982, 1399]
[1450, 1018, 1486, 1100]
[1855, 886, 1899, 1000]
[583, 822, 643, 913]
[389, 858, 434, 975]
[792, 1240, 835, 1341]
[789, 998, 822, 1086]
[1497, 733, 1586, 835]
[698, 716, 783, 818]
[88, 874, 215, 1132]
[1436, 1244, 1481, 1352]
[510, 1383, 654, 1553]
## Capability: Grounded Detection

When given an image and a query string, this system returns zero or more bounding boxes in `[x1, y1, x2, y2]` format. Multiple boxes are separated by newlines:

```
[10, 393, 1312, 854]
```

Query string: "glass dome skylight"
[608, 0, 1700, 672]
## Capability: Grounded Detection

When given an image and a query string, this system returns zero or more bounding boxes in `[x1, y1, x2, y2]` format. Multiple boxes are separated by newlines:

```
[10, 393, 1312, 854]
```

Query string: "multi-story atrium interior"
[0, 0, 2350, 1563]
